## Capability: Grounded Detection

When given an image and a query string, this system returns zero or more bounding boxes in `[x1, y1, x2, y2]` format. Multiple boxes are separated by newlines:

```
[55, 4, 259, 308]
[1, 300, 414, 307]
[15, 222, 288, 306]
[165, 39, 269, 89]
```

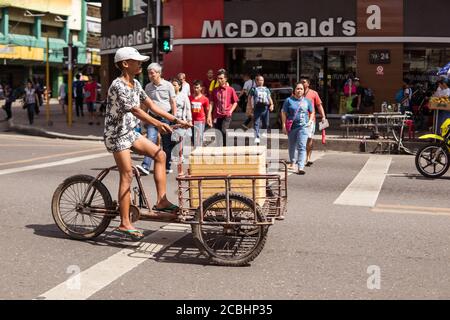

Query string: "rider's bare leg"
[132, 137, 174, 208]
[113, 149, 135, 231]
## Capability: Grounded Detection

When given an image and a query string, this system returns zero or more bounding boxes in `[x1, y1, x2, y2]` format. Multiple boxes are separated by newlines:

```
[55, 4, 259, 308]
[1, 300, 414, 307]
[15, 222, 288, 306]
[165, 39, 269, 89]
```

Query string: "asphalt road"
[2, 133, 450, 300]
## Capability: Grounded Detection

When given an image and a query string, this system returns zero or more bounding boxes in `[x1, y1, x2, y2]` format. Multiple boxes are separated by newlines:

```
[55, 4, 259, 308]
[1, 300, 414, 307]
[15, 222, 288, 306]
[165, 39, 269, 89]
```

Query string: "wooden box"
[188, 146, 267, 208]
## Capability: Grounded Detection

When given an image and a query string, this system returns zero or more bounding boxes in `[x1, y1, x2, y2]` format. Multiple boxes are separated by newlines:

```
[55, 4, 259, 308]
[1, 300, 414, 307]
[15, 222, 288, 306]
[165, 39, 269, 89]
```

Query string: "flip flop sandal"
[115, 228, 144, 240]
[152, 204, 179, 213]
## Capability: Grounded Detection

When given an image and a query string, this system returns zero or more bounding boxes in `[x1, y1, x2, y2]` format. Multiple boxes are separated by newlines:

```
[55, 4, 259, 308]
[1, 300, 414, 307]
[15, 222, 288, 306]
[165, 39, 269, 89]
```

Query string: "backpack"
[253, 86, 270, 106]
[395, 88, 404, 103]
[75, 81, 84, 98]
[362, 88, 374, 107]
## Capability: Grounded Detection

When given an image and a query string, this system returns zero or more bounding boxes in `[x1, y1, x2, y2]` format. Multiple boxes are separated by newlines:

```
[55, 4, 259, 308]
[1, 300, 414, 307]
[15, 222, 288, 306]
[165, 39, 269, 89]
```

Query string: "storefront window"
[227, 47, 297, 112]
[404, 47, 450, 89]
[227, 47, 297, 88]
[299, 47, 356, 114]
[326, 47, 356, 114]
[226, 46, 356, 114]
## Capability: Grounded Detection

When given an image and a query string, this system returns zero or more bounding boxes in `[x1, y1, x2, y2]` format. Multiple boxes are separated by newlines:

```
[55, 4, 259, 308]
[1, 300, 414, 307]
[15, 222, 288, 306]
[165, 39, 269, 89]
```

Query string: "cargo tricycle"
[51, 142, 287, 266]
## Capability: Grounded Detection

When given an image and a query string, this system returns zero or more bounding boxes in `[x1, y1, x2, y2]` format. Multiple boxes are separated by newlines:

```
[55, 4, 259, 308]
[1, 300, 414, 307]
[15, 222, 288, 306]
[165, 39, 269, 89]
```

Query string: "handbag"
[319, 118, 329, 131]
[285, 102, 301, 133]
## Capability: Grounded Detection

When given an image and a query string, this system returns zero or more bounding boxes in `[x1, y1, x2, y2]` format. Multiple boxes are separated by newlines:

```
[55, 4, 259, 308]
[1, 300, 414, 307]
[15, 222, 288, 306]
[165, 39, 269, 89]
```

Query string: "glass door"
[327, 47, 356, 114]
[299, 46, 356, 114]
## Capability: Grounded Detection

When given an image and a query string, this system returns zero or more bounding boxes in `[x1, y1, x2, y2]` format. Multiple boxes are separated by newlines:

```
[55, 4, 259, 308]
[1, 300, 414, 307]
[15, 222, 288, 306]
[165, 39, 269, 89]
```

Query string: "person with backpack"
[239, 73, 255, 130]
[73, 73, 85, 117]
[247, 75, 273, 144]
[396, 79, 412, 114]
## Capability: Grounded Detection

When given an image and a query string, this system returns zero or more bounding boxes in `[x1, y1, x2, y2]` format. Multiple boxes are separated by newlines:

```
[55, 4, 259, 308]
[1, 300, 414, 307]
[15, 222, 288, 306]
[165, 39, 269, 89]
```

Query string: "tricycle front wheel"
[51, 175, 113, 240]
[192, 192, 269, 266]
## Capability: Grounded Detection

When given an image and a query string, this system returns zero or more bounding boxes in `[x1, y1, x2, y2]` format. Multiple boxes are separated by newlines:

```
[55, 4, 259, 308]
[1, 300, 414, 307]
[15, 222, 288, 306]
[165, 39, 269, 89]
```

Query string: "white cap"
[114, 47, 150, 63]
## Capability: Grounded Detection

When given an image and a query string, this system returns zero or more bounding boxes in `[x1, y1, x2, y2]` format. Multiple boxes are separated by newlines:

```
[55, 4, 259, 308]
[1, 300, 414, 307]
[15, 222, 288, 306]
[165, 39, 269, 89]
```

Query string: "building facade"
[100, 0, 450, 113]
[0, 0, 101, 97]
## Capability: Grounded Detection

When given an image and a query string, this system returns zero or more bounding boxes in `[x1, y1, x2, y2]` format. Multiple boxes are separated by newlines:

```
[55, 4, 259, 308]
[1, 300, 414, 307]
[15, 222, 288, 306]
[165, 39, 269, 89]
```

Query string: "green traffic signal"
[163, 40, 170, 52]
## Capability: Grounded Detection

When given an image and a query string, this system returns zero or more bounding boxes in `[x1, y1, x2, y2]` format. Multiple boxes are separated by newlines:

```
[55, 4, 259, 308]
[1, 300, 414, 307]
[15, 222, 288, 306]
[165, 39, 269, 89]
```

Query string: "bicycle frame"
[79, 165, 151, 218]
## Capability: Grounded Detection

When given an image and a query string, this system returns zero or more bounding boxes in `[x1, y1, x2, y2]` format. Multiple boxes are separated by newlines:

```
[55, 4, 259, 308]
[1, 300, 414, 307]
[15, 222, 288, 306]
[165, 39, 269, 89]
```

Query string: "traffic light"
[63, 46, 78, 65]
[157, 25, 173, 53]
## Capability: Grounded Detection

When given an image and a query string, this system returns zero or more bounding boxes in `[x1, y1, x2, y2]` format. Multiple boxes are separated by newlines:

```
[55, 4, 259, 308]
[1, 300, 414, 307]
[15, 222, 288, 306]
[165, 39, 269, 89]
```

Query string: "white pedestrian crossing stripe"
[334, 155, 392, 207]
[36, 223, 190, 300]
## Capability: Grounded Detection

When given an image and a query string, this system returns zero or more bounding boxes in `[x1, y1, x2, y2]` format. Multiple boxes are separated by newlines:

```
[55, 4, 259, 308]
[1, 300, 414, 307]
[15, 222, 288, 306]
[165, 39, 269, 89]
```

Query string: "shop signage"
[202, 2, 384, 39]
[376, 66, 384, 75]
[202, 18, 357, 38]
[100, 28, 152, 51]
[369, 50, 390, 64]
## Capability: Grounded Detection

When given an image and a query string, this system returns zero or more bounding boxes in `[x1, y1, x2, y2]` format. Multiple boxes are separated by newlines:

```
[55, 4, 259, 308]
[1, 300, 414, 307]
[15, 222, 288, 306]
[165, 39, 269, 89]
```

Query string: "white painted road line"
[334, 155, 392, 207]
[372, 204, 450, 216]
[0, 153, 110, 176]
[37, 223, 191, 300]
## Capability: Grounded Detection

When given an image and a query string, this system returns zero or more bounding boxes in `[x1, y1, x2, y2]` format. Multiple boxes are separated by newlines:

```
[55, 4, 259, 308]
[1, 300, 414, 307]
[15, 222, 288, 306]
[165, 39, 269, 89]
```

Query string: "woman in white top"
[170, 78, 192, 172]
[58, 82, 67, 114]
[434, 80, 450, 97]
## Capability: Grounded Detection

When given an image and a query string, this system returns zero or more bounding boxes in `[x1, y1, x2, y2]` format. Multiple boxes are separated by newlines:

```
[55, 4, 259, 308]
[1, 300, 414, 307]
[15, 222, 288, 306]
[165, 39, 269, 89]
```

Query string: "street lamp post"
[67, 38, 73, 127]
[149, 0, 162, 64]
[46, 37, 52, 126]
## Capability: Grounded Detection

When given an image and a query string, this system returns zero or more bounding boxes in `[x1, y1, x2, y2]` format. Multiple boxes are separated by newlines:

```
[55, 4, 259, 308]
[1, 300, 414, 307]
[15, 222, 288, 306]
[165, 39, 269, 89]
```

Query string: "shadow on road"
[387, 173, 450, 181]
[25, 223, 210, 266]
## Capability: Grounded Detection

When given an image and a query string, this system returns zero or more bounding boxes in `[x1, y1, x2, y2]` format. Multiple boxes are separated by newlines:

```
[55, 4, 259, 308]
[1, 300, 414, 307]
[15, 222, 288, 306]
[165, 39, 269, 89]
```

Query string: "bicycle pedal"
[140, 210, 178, 221]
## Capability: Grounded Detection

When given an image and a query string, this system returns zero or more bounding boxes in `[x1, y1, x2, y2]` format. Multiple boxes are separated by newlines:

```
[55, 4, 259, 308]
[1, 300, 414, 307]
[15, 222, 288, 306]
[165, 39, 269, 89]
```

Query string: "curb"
[4, 122, 428, 153]
[5, 122, 104, 142]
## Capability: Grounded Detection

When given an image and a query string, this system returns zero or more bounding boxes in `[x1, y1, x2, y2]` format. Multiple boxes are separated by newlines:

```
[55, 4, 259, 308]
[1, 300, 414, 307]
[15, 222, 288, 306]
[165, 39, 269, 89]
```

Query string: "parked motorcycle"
[415, 118, 450, 178]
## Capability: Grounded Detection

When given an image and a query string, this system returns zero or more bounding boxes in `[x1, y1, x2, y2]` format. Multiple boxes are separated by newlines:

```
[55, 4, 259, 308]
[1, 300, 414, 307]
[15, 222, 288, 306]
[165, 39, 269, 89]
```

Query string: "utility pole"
[45, 37, 52, 126]
[67, 37, 73, 127]
[150, 0, 162, 64]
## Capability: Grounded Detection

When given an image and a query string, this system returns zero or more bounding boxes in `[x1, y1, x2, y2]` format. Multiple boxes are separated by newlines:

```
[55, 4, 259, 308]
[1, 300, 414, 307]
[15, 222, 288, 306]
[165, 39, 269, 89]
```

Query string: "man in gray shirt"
[139, 63, 177, 174]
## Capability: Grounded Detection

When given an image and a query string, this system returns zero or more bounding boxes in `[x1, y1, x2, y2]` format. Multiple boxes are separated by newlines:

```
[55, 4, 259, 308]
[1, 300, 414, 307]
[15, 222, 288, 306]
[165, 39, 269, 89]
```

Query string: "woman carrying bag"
[281, 81, 314, 175]
[171, 78, 192, 174]
[23, 80, 40, 125]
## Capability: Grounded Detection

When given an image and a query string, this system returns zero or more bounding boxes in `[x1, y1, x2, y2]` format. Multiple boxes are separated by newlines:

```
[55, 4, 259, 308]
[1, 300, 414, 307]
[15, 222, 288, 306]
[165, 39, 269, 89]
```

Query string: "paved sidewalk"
[0, 100, 104, 141]
[0, 99, 428, 153]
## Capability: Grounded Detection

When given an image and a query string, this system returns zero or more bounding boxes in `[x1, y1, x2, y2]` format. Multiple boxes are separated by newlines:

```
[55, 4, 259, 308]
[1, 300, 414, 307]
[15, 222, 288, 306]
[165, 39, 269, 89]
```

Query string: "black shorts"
[87, 102, 96, 113]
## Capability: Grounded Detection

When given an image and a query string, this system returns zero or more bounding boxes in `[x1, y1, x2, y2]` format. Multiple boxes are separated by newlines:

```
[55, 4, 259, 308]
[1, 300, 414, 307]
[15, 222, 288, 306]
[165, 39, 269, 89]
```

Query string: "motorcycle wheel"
[415, 144, 450, 178]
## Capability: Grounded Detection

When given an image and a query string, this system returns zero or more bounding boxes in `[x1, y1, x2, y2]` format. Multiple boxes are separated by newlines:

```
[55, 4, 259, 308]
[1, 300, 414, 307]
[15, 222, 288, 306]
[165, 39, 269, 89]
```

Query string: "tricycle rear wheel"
[192, 192, 269, 266]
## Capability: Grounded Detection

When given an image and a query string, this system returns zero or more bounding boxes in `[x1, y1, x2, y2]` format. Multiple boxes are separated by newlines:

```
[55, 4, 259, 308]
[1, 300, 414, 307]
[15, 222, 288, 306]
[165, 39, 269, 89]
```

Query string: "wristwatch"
[173, 117, 180, 124]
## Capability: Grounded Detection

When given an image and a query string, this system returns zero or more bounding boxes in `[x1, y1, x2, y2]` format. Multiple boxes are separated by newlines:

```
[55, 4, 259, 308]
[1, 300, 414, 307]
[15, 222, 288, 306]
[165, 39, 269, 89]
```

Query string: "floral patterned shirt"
[103, 77, 148, 153]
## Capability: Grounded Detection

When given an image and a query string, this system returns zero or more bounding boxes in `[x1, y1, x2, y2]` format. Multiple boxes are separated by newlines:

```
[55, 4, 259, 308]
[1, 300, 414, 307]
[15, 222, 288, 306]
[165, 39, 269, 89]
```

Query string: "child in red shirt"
[84, 75, 99, 125]
[189, 80, 210, 147]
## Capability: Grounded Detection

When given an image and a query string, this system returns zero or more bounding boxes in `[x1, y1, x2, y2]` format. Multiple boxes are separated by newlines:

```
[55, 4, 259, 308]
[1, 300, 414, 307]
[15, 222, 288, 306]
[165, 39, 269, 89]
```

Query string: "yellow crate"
[188, 146, 267, 207]
[430, 101, 450, 111]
